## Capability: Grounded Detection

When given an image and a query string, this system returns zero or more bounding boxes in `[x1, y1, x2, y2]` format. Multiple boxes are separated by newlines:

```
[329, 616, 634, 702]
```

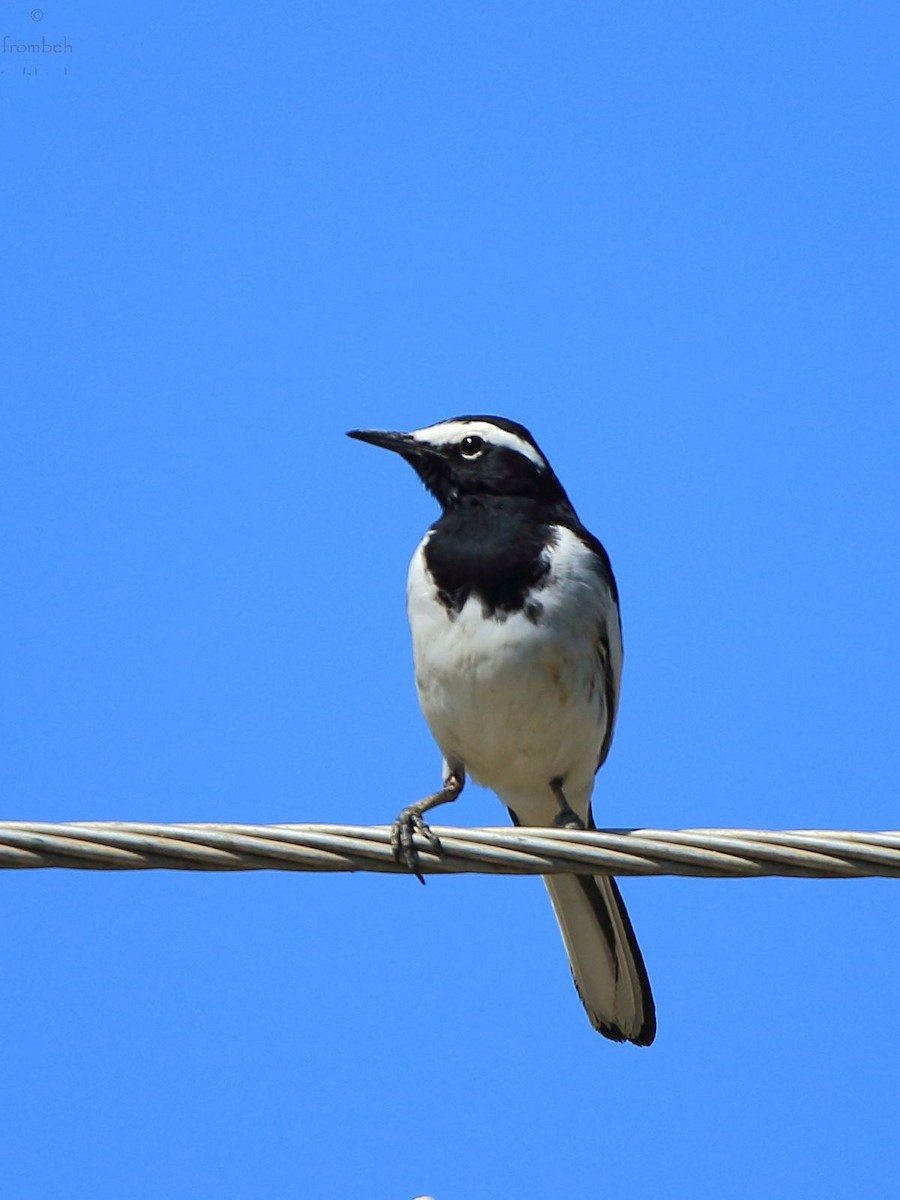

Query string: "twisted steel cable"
[0, 821, 898, 877]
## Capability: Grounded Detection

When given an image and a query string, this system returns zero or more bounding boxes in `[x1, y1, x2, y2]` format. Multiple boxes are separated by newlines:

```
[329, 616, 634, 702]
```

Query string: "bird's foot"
[549, 777, 585, 830]
[391, 772, 463, 884]
[391, 805, 444, 885]
[552, 805, 585, 830]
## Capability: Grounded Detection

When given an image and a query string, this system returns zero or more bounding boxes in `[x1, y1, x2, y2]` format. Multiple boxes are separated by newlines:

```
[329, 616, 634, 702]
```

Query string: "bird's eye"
[460, 435, 485, 459]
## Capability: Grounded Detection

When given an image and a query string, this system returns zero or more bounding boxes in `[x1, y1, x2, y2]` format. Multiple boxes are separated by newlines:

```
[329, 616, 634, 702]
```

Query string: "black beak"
[346, 428, 417, 455]
[348, 427, 447, 502]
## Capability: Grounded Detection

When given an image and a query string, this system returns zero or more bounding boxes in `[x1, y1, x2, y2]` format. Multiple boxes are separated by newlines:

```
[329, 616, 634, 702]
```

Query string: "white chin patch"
[411, 420, 546, 470]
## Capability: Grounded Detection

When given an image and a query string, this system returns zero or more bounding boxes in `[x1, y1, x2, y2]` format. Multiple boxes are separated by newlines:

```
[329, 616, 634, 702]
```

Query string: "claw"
[390, 772, 463, 883]
[391, 808, 443, 884]
[552, 808, 585, 830]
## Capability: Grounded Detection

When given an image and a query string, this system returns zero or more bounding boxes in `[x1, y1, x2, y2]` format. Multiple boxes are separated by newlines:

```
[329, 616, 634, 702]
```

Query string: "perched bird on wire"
[348, 416, 655, 1045]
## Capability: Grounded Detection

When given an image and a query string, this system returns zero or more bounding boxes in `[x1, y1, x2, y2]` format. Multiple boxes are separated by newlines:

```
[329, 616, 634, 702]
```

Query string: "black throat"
[423, 495, 557, 619]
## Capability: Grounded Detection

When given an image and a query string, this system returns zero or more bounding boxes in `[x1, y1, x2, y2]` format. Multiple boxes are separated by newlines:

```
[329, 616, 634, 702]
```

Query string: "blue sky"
[2, 2, 899, 1196]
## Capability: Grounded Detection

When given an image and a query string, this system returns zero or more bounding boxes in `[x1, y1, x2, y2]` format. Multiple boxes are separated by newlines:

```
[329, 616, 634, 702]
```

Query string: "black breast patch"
[423, 497, 555, 619]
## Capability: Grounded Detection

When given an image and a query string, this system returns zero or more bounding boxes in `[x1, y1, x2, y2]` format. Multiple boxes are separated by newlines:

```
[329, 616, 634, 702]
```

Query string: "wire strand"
[0, 822, 898, 877]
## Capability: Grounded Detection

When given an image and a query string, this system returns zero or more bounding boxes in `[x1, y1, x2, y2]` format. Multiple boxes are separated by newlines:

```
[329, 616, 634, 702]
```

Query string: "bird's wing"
[595, 620, 621, 770]
[582, 533, 623, 772]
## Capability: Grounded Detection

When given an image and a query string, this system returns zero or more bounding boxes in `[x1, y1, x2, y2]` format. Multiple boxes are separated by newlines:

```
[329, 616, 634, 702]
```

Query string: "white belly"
[406, 527, 616, 819]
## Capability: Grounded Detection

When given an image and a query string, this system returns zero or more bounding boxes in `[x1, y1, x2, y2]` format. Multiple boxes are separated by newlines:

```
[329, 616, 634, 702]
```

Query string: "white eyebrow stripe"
[410, 420, 546, 469]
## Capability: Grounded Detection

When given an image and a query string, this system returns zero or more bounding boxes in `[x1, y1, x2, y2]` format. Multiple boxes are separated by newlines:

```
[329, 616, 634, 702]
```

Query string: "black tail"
[543, 872, 656, 1045]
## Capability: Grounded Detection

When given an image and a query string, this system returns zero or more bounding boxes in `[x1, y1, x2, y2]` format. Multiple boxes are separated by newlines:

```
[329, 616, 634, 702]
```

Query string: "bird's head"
[347, 415, 574, 513]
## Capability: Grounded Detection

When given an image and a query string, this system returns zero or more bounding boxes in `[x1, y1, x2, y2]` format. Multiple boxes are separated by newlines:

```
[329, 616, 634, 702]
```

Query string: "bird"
[347, 415, 655, 1045]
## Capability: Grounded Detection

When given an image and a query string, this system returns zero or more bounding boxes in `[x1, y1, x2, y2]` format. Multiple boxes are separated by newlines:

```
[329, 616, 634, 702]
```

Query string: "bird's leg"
[391, 770, 465, 884]
[550, 777, 585, 830]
